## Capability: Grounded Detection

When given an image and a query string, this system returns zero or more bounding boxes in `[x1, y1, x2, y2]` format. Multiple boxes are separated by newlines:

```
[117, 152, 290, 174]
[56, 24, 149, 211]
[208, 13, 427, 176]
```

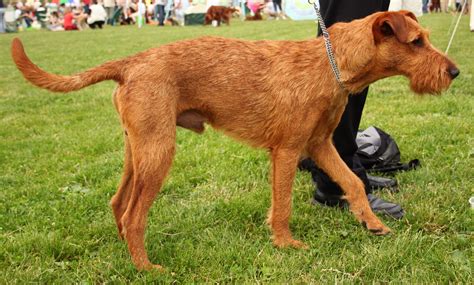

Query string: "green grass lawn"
[1, 14, 473, 283]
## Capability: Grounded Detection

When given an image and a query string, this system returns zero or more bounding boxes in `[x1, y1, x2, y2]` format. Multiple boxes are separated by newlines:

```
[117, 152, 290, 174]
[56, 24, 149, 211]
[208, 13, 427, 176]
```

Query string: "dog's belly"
[177, 93, 316, 149]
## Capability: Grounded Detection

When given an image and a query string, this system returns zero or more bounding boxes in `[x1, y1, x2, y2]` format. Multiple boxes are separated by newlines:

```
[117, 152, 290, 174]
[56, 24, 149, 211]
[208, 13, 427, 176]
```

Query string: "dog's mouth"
[409, 67, 454, 95]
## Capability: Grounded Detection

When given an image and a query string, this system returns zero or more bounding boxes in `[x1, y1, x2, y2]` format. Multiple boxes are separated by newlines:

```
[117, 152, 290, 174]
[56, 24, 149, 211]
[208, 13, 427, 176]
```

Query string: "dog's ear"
[399, 10, 418, 22]
[373, 12, 411, 44]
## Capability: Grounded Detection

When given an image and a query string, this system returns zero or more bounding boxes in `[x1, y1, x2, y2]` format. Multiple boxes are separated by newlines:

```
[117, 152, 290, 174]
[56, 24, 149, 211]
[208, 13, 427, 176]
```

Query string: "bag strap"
[367, 159, 421, 174]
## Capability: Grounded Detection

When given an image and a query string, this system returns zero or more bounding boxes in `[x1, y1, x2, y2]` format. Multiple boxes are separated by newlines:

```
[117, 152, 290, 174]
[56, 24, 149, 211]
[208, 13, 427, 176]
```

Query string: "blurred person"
[471, 0, 473, 31]
[146, 0, 155, 21]
[247, 0, 264, 15]
[74, 5, 88, 29]
[122, 0, 137, 24]
[423, 0, 429, 13]
[173, 0, 189, 25]
[18, 3, 35, 28]
[82, 0, 91, 13]
[14, 1, 23, 21]
[63, 6, 78, 29]
[130, 0, 146, 24]
[115, 0, 128, 24]
[272, 0, 285, 19]
[103, 0, 115, 24]
[441, 0, 449, 12]
[87, 0, 106, 28]
[431, 0, 442, 12]
[32, 0, 41, 9]
[262, 0, 276, 18]
[0, 0, 5, 33]
[47, 10, 64, 30]
[59, 3, 66, 14]
[154, 0, 166, 25]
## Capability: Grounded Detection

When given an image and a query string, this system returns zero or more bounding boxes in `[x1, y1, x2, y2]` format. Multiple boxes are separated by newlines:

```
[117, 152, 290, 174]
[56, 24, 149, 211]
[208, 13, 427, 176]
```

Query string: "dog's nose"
[448, 66, 460, 79]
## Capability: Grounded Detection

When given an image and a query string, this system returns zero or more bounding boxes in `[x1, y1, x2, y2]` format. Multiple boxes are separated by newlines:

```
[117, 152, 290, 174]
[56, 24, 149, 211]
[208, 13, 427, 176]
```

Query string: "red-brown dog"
[12, 10, 458, 270]
[204, 6, 238, 26]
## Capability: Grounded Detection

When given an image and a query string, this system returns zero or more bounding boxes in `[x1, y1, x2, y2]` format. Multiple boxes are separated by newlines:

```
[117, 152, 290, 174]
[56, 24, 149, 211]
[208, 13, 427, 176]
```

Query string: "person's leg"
[154, 4, 159, 21]
[423, 0, 429, 13]
[89, 22, 97, 29]
[307, 0, 403, 219]
[0, 8, 5, 33]
[98, 20, 104, 29]
[158, 5, 165, 26]
[276, 0, 284, 18]
[471, 0, 474, 31]
[24, 16, 33, 27]
[273, 0, 280, 13]
[313, 89, 370, 198]
[107, 6, 115, 24]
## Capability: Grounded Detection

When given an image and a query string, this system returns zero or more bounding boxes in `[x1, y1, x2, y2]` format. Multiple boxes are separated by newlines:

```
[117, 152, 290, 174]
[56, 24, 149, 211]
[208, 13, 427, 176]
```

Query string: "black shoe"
[368, 174, 398, 191]
[312, 189, 404, 220]
[366, 193, 404, 219]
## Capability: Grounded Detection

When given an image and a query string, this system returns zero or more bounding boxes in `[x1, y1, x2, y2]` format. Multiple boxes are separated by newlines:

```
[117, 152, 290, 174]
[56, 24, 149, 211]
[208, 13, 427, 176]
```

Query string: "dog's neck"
[326, 16, 388, 95]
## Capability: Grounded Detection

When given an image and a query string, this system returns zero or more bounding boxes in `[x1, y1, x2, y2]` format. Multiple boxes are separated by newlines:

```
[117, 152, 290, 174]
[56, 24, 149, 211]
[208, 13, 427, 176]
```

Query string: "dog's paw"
[369, 225, 391, 236]
[362, 220, 391, 236]
[273, 237, 309, 249]
[136, 262, 165, 272]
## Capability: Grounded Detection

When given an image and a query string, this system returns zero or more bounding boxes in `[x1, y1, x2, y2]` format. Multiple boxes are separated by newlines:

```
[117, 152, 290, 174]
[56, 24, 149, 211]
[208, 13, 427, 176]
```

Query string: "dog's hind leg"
[310, 141, 391, 235]
[110, 134, 133, 239]
[268, 148, 308, 249]
[121, 126, 176, 270]
[119, 86, 177, 270]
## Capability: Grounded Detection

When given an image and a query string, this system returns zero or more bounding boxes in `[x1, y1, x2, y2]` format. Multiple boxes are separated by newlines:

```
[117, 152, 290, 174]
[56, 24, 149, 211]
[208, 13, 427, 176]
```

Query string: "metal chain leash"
[308, 0, 346, 91]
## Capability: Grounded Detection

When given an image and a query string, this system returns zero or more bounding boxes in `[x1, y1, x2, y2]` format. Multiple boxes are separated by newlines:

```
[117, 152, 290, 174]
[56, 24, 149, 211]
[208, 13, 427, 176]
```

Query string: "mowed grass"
[0, 14, 472, 283]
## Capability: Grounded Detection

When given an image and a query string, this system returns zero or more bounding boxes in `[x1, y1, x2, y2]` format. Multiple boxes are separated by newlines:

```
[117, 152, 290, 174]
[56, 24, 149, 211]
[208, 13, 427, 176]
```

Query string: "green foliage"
[0, 14, 472, 283]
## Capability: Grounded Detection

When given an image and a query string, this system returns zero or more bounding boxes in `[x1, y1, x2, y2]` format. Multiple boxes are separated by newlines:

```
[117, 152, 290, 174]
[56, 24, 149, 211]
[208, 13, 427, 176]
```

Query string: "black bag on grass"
[356, 126, 420, 173]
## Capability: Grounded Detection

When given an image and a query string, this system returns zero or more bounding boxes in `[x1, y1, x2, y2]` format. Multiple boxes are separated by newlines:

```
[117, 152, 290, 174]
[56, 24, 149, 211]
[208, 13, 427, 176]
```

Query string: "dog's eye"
[412, 37, 423, 47]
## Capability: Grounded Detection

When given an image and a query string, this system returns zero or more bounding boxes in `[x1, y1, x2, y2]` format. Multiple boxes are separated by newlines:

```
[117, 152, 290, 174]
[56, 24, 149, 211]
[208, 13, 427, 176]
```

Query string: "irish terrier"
[11, 10, 459, 270]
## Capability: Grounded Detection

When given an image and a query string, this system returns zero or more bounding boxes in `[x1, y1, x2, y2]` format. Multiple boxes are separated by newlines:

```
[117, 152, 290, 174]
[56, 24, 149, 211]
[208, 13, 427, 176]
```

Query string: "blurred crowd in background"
[0, 0, 472, 33]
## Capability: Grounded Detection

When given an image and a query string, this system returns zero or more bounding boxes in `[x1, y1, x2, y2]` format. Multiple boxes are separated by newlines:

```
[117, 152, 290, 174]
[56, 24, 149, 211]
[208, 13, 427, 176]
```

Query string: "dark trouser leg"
[312, 88, 370, 198]
[0, 9, 5, 33]
[311, 0, 390, 198]
[158, 5, 165, 26]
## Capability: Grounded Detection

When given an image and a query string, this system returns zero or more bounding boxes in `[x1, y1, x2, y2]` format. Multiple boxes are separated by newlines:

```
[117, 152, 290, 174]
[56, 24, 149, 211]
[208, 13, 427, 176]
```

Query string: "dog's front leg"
[268, 148, 308, 249]
[309, 140, 391, 235]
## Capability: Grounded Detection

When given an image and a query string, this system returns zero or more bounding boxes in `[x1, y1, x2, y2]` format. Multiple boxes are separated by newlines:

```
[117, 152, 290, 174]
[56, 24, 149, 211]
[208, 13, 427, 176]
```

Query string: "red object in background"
[63, 12, 78, 30]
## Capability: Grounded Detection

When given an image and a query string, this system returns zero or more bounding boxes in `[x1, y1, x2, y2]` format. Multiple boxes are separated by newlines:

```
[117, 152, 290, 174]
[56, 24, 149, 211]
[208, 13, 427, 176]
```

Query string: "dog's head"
[224, 7, 239, 18]
[369, 10, 459, 94]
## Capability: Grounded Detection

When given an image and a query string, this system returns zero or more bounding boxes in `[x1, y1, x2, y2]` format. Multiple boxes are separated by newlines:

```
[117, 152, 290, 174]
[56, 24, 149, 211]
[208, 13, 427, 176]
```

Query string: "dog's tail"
[11, 38, 123, 93]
